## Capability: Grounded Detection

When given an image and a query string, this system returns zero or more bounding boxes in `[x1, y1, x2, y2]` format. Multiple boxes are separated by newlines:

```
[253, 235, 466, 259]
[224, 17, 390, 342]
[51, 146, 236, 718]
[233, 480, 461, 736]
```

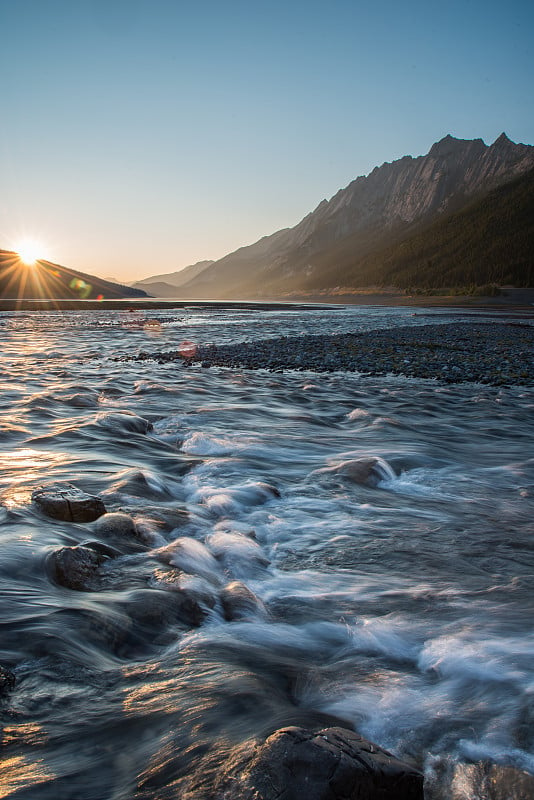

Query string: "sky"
[1, 0, 533, 283]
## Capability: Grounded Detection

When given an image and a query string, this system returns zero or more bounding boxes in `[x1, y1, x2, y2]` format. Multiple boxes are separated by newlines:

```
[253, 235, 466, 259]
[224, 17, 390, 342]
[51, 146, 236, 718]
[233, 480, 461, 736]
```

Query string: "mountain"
[132, 260, 214, 295]
[0, 251, 148, 300]
[344, 166, 534, 290]
[130, 280, 186, 298]
[176, 133, 534, 299]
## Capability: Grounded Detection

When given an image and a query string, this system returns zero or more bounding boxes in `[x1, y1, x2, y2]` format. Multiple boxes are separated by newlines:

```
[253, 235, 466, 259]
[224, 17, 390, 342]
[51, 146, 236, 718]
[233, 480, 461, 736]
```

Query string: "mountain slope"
[0, 251, 147, 300]
[177, 133, 534, 298]
[359, 166, 534, 289]
[131, 281, 185, 298]
[133, 260, 214, 291]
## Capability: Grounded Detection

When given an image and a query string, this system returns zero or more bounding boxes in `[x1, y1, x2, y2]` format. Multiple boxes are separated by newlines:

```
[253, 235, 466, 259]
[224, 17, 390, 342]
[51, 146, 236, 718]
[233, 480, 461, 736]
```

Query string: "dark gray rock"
[125, 587, 206, 631]
[47, 545, 107, 591]
[95, 512, 138, 541]
[214, 726, 423, 800]
[32, 483, 106, 522]
[0, 665, 15, 695]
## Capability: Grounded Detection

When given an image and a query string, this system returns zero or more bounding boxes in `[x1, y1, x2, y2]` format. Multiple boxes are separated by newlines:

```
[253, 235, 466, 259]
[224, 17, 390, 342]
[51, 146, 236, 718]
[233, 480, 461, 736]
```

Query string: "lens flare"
[178, 340, 197, 358]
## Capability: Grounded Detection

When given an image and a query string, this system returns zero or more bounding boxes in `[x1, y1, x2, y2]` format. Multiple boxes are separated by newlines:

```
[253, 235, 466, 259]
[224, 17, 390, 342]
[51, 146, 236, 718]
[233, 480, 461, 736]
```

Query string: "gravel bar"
[127, 322, 534, 386]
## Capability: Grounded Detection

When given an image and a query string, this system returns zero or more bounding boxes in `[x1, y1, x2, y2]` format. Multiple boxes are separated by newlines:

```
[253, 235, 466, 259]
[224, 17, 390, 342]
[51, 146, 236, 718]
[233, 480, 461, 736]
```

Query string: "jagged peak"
[492, 132, 513, 147]
[428, 134, 485, 159]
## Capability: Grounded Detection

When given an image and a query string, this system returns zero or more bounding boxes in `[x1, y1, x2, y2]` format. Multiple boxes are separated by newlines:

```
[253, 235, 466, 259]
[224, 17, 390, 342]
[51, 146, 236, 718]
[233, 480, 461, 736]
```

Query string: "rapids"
[0, 304, 533, 799]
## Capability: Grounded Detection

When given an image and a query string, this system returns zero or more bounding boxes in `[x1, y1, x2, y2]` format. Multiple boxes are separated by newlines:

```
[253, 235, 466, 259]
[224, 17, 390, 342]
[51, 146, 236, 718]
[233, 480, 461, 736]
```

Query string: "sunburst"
[16, 239, 44, 266]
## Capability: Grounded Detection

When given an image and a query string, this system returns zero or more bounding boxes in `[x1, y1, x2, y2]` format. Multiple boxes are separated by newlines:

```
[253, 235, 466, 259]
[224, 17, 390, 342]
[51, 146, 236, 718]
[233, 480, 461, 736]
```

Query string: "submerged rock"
[0, 665, 16, 695]
[153, 569, 218, 611]
[32, 483, 106, 522]
[315, 457, 396, 488]
[48, 545, 108, 591]
[104, 469, 173, 500]
[95, 512, 139, 541]
[155, 537, 222, 583]
[125, 587, 206, 631]
[213, 726, 423, 800]
[96, 411, 153, 434]
[220, 580, 266, 621]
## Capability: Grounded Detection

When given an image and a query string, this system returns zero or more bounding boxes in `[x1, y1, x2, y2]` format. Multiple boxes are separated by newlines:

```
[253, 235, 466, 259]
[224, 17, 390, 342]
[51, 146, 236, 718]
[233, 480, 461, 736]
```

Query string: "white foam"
[155, 537, 222, 583]
[185, 480, 279, 519]
[346, 408, 370, 421]
[349, 616, 421, 662]
[418, 635, 527, 684]
[181, 431, 253, 456]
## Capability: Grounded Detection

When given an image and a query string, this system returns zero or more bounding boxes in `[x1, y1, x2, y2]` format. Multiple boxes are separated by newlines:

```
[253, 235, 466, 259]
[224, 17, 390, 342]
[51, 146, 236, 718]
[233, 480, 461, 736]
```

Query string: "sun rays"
[14, 239, 46, 266]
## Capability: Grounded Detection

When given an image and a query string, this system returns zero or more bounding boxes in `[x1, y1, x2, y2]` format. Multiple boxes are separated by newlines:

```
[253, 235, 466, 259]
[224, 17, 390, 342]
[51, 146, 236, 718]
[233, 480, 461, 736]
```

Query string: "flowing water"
[0, 304, 533, 799]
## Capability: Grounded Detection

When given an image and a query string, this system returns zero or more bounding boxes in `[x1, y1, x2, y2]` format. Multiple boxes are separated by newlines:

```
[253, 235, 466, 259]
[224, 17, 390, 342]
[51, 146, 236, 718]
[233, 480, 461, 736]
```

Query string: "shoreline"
[1, 287, 534, 314]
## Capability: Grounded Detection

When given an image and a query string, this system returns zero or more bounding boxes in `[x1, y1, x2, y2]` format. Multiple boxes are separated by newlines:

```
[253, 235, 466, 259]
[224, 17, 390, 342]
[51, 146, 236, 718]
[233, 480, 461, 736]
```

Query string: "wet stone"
[125, 587, 206, 631]
[48, 545, 108, 591]
[0, 665, 16, 695]
[95, 512, 138, 541]
[96, 411, 153, 434]
[32, 483, 106, 522]
[220, 580, 266, 621]
[214, 726, 424, 800]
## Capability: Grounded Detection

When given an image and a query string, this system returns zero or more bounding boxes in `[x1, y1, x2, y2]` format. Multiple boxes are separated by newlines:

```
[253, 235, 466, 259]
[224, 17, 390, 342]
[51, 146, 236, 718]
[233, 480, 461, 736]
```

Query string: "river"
[0, 304, 533, 799]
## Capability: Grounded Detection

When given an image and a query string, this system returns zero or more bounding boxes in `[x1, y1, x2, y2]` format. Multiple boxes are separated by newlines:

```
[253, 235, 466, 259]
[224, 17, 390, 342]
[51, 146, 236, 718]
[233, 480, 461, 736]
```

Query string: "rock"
[104, 469, 172, 500]
[442, 760, 534, 800]
[315, 457, 396, 488]
[47, 545, 108, 591]
[153, 569, 218, 610]
[0, 665, 16, 695]
[62, 392, 99, 408]
[214, 726, 424, 800]
[32, 483, 106, 522]
[338, 457, 396, 487]
[96, 411, 153, 434]
[220, 581, 266, 621]
[207, 531, 270, 572]
[155, 537, 222, 583]
[95, 512, 138, 540]
[125, 588, 206, 632]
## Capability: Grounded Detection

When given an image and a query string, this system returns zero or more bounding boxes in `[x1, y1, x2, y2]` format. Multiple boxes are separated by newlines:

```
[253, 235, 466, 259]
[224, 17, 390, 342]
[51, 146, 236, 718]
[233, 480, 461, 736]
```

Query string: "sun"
[16, 239, 44, 266]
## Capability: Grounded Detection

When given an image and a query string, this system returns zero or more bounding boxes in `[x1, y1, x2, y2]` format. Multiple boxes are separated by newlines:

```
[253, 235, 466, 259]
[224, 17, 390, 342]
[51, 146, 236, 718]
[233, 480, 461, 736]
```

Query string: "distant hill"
[0, 251, 148, 300]
[131, 280, 184, 298]
[174, 133, 534, 299]
[132, 260, 214, 295]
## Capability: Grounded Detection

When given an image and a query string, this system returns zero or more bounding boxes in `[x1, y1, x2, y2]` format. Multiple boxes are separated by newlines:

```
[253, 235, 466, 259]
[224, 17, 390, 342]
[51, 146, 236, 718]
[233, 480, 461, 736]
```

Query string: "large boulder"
[214, 726, 423, 800]
[32, 483, 106, 522]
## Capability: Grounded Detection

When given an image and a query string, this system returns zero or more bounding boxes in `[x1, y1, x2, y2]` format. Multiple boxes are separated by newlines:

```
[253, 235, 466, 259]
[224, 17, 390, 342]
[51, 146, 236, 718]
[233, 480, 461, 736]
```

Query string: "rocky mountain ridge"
[176, 133, 534, 298]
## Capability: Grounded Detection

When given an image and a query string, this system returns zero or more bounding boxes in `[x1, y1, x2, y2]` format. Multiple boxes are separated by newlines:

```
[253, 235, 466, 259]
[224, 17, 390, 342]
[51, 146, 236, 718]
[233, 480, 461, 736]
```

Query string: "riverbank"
[129, 322, 534, 386]
[1, 287, 534, 312]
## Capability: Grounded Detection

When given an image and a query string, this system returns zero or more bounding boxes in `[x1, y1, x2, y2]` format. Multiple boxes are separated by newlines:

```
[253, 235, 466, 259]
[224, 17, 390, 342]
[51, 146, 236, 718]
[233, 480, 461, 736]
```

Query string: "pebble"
[119, 322, 534, 386]
[191, 322, 534, 386]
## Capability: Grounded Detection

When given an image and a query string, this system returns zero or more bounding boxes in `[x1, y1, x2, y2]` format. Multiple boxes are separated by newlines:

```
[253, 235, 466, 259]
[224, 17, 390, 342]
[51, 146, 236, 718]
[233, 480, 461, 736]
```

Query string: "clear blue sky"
[1, 0, 533, 281]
